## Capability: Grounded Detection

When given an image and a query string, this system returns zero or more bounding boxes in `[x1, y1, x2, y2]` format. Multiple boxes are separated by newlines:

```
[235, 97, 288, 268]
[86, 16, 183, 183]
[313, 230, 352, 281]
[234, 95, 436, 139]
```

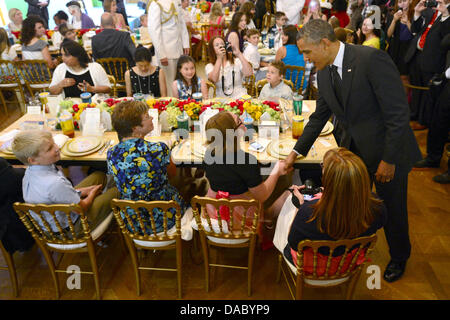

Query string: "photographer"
[205, 35, 253, 99]
[406, 0, 450, 129]
[273, 148, 387, 268]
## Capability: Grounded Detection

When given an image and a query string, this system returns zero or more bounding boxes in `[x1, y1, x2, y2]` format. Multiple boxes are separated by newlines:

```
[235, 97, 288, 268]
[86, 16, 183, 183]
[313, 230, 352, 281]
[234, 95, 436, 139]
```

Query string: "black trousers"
[350, 140, 411, 262]
[426, 81, 450, 167]
[408, 51, 434, 126]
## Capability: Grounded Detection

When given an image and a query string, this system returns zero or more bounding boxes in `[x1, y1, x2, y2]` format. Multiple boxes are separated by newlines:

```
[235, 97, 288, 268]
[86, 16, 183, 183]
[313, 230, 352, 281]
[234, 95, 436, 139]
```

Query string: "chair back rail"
[191, 196, 260, 241]
[284, 64, 307, 94]
[96, 58, 129, 84]
[296, 234, 378, 281]
[111, 199, 181, 242]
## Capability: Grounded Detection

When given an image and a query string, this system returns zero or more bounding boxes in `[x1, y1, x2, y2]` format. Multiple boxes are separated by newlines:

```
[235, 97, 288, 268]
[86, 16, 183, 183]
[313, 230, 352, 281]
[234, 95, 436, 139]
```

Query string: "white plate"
[67, 136, 102, 153]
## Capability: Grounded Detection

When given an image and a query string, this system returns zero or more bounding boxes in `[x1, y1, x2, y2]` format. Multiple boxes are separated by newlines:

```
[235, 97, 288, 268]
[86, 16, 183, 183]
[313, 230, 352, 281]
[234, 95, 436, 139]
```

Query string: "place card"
[81, 107, 101, 136]
[27, 106, 41, 115]
[258, 120, 279, 141]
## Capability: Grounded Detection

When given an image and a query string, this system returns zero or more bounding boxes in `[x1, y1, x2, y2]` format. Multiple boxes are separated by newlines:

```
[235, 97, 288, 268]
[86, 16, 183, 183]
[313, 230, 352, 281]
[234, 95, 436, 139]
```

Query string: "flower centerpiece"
[196, 0, 211, 13]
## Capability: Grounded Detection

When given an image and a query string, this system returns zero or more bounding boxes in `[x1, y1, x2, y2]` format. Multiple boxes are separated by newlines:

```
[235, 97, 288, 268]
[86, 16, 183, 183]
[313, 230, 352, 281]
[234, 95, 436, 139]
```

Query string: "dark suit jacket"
[293, 44, 422, 173]
[421, 16, 450, 74]
[92, 29, 136, 67]
[25, 0, 50, 27]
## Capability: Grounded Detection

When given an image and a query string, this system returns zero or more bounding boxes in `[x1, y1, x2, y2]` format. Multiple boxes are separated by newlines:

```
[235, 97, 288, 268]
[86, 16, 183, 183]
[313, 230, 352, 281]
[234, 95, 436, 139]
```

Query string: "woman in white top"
[205, 36, 253, 99]
[0, 28, 18, 61]
[7, 8, 23, 43]
[21, 16, 57, 69]
[49, 40, 111, 98]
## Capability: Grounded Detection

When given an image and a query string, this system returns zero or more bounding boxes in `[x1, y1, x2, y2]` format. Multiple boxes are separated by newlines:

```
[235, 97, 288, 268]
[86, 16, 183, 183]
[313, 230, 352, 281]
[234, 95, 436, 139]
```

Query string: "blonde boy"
[12, 130, 118, 233]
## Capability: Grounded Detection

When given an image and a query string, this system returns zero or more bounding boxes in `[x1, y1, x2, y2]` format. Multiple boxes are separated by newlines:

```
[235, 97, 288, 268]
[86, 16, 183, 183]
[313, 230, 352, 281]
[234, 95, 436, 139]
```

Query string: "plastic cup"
[39, 92, 49, 113]
[80, 92, 92, 104]
[293, 94, 303, 115]
[292, 115, 304, 140]
[192, 92, 202, 102]
[177, 114, 189, 131]
[59, 114, 75, 138]
[133, 93, 144, 101]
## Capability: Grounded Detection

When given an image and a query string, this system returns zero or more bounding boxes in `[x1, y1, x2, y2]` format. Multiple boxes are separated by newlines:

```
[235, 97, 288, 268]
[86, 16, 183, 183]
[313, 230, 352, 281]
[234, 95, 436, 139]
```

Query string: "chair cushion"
[46, 212, 113, 250]
[133, 207, 193, 248]
[190, 217, 249, 245]
[283, 255, 349, 286]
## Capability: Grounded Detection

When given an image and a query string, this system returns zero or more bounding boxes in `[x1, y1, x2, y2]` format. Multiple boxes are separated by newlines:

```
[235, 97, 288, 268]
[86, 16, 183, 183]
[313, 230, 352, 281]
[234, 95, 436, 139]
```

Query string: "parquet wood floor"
[0, 99, 449, 300]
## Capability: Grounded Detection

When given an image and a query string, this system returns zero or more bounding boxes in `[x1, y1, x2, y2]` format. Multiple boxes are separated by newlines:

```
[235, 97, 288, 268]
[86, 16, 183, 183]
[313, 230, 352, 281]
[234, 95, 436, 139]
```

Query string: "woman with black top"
[202, 111, 289, 225]
[273, 148, 387, 269]
[49, 40, 111, 98]
[124, 46, 167, 97]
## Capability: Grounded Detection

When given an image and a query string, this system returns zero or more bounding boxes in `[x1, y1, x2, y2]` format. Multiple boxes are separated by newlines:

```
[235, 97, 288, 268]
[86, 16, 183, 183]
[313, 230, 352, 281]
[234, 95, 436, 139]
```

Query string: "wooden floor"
[0, 98, 449, 301]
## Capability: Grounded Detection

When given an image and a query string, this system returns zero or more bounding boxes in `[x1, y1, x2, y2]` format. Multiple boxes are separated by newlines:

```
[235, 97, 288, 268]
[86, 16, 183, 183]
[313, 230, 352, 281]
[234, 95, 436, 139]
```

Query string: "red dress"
[331, 11, 350, 28]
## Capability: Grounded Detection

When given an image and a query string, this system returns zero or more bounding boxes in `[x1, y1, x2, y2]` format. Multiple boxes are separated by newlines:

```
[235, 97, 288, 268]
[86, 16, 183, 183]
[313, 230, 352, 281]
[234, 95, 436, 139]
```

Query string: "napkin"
[0, 129, 19, 142]
[80, 108, 102, 136]
[53, 134, 69, 148]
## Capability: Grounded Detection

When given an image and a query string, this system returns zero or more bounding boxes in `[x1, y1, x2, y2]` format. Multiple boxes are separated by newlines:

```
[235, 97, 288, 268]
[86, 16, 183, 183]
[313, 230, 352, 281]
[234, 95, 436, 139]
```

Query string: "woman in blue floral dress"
[107, 100, 188, 235]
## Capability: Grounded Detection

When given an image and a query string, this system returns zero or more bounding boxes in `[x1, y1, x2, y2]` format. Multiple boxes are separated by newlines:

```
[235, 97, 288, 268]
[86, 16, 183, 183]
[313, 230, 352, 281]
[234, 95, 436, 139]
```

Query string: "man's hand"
[183, 48, 190, 55]
[160, 57, 169, 66]
[285, 151, 298, 171]
[375, 160, 396, 183]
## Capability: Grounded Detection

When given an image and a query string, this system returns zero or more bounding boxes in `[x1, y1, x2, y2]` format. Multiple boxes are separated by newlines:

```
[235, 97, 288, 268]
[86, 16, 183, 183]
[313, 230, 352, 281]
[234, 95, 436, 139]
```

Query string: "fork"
[99, 139, 113, 155]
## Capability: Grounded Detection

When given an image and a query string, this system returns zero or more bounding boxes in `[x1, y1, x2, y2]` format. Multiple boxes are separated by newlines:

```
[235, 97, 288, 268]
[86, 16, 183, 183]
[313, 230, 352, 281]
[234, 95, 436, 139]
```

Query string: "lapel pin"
[347, 69, 352, 72]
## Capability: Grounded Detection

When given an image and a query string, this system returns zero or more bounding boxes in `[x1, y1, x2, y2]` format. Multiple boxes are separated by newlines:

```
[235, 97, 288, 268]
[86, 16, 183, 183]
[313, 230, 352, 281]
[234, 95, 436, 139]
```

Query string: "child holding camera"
[205, 35, 253, 99]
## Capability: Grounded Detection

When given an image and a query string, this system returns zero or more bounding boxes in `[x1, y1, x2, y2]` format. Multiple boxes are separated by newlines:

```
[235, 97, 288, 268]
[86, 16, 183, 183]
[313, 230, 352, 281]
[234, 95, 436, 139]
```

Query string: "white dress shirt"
[330, 41, 345, 78]
[276, 0, 305, 26]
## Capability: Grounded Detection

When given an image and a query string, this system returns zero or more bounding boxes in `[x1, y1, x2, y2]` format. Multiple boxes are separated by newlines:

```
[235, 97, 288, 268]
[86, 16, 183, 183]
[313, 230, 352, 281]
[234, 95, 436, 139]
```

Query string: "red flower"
[73, 105, 79, 112]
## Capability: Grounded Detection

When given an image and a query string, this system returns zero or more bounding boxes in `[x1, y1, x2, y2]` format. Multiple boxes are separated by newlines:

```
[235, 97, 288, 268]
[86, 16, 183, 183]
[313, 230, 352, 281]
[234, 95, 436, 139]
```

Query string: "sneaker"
[413, 158, 440, 170]
[432, 172, 450, 184]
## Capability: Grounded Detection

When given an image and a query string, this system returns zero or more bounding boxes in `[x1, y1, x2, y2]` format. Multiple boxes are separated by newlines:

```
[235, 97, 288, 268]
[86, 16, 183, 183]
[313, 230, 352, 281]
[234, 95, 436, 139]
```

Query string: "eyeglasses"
[234, 119, 243, 130]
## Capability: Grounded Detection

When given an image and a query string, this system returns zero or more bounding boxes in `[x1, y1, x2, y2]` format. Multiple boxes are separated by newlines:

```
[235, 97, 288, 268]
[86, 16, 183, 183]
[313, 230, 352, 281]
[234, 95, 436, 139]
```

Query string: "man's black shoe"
[383, 260, 406, 283]
[413, 158, 440, 170]
[433, 172, 450, 184]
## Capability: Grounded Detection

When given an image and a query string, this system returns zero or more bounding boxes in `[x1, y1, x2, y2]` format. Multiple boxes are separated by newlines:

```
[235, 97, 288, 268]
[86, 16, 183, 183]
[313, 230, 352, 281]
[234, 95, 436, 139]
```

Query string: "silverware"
[99, 139, 113, 155]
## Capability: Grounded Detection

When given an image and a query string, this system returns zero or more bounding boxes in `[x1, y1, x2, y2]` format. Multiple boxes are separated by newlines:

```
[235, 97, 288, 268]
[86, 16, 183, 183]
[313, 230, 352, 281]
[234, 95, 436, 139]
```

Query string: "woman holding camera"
[386, 0, 414, 89]
[303, 0, 327, 24]
[205, 35, 253, 99]
[273, 148, 387, 267]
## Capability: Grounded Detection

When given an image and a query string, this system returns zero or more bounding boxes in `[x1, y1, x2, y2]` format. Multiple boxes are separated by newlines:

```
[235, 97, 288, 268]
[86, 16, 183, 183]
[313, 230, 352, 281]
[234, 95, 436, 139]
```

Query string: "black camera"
[221, 41, 233, 53]
[300, 179, 322, 196]
[425, 0, 438, 8]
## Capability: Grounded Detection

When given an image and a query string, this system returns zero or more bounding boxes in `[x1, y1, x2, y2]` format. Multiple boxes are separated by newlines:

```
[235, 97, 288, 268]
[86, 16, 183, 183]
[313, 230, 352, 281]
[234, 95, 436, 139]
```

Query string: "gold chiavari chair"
[14, 60, 52, 97]
[96, 58, 129, 96]
[0, 242, 19, 297]
[13, 202, 115, 300]
[206, 79, 216, 98]
[107, 75, 117, 97]
[243, 74, 256, 97]
[0, 59, 27, 116]
[284, 64, 307, 95]
[111, 199, 183, 298]
[277, 234, 378, 300]
[191, 196, 260, 296]
[261, 12, 274, 32]
[200, 24, 226, 62]
[255, 78, 294, 97]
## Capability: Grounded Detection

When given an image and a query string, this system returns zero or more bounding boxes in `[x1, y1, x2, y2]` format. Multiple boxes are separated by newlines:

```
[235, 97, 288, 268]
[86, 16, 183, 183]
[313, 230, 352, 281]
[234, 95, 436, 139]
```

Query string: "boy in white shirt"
[271, 12, 288, 51]
[243, 29, 268, 81]
[259, 60, 293, 101]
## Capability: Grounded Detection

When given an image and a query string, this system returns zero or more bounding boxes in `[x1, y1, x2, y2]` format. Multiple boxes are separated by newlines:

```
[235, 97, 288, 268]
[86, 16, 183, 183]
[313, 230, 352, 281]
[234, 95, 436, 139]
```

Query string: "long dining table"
[0, 99, 337, 168]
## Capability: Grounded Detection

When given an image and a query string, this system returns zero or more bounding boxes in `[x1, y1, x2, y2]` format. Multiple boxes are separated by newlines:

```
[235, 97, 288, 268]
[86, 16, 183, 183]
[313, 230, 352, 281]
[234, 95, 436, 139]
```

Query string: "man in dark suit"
[91, 12, 136, 67]
[285, 19, 422, 282]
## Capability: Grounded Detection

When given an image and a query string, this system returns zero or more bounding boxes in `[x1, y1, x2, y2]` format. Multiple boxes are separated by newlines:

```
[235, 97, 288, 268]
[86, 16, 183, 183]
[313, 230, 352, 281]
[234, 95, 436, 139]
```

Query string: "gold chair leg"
[199, 233, 210, 292]
[0, 243, 18, 297]
[0, 90, 9, 117]
[176, 239, 183, 299]
[276, 254, 282, 283]
[87, 242, 101, 300]
[37, 242, 60, 299]
[126, 237, 141, 296]
[247, 237, 256, 296]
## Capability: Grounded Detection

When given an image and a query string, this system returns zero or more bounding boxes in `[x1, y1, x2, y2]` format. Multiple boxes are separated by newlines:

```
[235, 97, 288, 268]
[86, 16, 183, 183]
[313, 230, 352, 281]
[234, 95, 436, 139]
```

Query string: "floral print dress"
[107, 138, 187, 235]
